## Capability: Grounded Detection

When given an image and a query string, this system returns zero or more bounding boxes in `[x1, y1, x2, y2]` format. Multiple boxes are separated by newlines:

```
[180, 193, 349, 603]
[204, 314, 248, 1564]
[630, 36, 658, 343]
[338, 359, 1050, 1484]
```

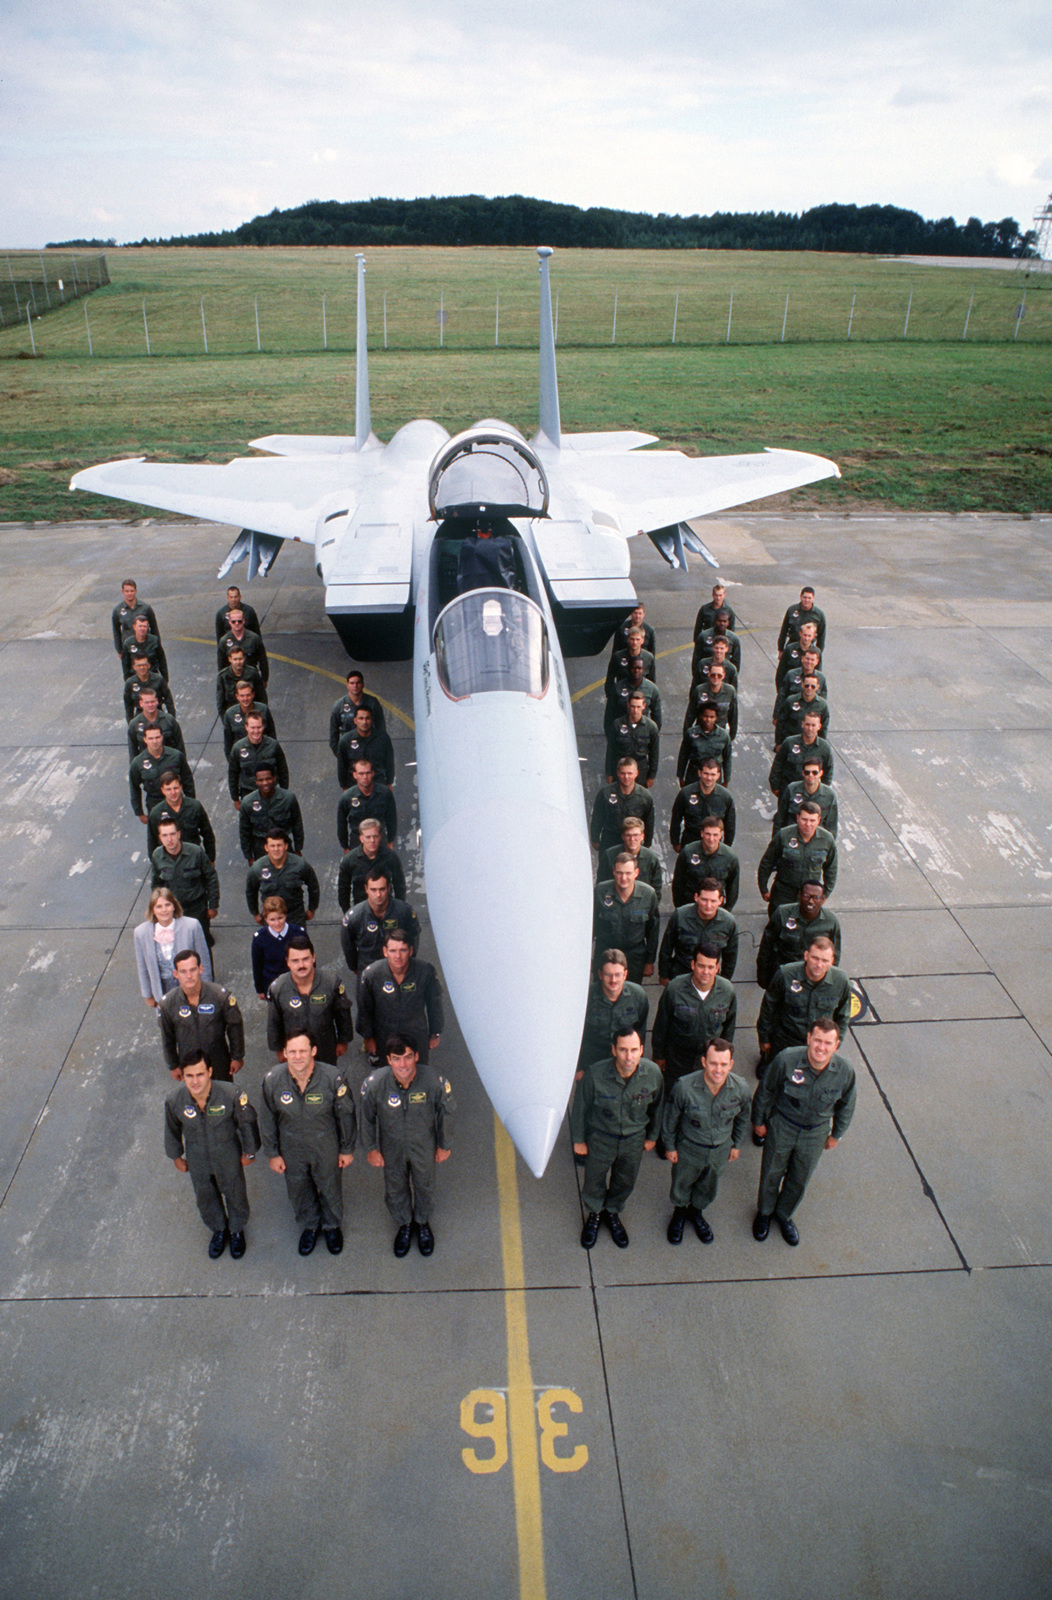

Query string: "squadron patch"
[183, 1106, 198, 1118]
[791, 1068, 807, 1084]
[387, 1094, 401, 1107]
[279, 1092, 294, 1104]
[336, 1084, 348, 1097]
[239, 1093, 249, 1107]
[790, 980, 803, 993]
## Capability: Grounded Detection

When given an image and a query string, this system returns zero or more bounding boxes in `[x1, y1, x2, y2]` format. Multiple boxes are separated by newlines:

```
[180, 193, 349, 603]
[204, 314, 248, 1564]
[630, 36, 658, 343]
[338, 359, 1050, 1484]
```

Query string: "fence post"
[495, 291, 499, 347]
[38, 254, 52, 309]
[25, 304, 36, 356]
[254, 294, 261, 352]
[200, 297, 208, 354]
[847, 290, 856, 339]
[439, 289, 444, 348]
[672, 290, 679, 344]
[962, 289, 974, 341]
[781, 290, 789, 343]
[726, 289, 734, 343]
[84, 299, 93, 356]
[383, 292, 388, 350]
[903, 287, 913, 338]
[143, 298, 151, 355]
[611, 290, 617, 344]
[1014, 291, 1026, 341]
[322, 294, 327, 350]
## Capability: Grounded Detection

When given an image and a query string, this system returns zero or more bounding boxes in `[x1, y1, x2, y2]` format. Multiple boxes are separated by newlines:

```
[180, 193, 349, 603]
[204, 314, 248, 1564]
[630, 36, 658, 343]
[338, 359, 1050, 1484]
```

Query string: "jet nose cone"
[502, 1104, 564, 1179]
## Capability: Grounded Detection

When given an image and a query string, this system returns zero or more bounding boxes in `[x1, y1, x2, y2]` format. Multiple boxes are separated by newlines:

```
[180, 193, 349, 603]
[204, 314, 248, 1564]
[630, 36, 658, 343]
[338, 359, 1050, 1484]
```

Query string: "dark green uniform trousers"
[669, 1138, 733, 1211]
[284, 1151, 343, 1230]
[757, 1114, 828, 1219]
[581, 1129, 647, 1214]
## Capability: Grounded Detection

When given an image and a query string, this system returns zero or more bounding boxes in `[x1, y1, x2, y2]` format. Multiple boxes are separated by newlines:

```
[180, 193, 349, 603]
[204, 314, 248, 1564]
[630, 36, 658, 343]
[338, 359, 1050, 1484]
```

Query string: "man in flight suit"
[214, 585, 262, 642]
[127, 689, 186, 761]
[669, 757, 736, 851]
[662, 1037, 750, 1244]
[228, 712, 289, 806]
[246, 831, 320, 927]
[752, 1017, 855, 1246]
[124, 652, 174, 721]
[159, 952, 244, 1080]
[238, 763, 304, 862]
[267, 937, 353, 1065]
[164, 1051, 260, 1259]
[329, 669, 386, 752]
[337, 757, 397, 850]
[773, 757, 838, 836]
[652, 944, 737, 1089]
[671, 815, 740, 910]
[571, 1027, 664, 1249]
[259, 1030, 356, 1256]
[357, 928, 444, 1065]
[130, 726, 195, 821]
[147, 771, 216, 860]
[659, 878, 738, 982]
[337, 820, 407, 911]
[361, 1033, 456, 1257]
[151, 819, 219, 943]
[589, 757, 655, 856]
[217, 608, 268, 684]
[120, 612, 168, 682]
[592, 855, 659, 984]
[337, 706, 395, 789]
[577, 949, 650, 1077]
[756, 882, 843, 988]
[222, 678, 276, 758]
[112, 578, 160, 655]
[756, 936, 851, 1073]
[757, 801, 838, 913]
[341, 869, 420, 986]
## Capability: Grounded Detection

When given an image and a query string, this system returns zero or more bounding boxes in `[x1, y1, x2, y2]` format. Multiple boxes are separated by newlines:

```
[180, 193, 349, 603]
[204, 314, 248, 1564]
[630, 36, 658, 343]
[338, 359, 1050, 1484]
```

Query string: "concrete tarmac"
[0, 510, 1050, 1600]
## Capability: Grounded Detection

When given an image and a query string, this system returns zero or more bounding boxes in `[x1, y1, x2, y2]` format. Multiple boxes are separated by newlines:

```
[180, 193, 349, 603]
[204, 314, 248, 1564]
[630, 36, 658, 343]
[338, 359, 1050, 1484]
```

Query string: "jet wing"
[70, 452, 369, 542]
[544, 444, 840, 535]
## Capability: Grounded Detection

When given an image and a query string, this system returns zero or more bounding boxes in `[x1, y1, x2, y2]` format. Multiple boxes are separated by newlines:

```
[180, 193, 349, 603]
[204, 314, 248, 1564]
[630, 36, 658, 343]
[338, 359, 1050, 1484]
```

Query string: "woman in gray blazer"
[134, 887, 212, 1006]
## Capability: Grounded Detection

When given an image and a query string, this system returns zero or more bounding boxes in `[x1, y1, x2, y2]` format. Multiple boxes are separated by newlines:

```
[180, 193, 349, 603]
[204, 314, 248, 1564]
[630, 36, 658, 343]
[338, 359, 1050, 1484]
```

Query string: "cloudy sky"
[4, 0, 1051, 247]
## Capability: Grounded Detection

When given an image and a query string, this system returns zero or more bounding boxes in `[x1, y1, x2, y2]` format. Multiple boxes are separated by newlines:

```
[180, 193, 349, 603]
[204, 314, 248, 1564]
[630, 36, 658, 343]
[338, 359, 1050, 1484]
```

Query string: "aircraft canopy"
[433, 590, 550, 700]
[428, 427, 549, 520]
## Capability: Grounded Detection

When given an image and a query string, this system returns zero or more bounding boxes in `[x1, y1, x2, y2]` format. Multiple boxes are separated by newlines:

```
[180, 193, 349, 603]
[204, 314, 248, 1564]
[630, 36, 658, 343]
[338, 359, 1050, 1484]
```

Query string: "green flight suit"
[752, 1044, 855, 1220]
[757, 962, 852, 1057]
[360, 1063, 456, 1225]
[164, 1080, 260, 1234]
[570, 1055, 664, 1214]
[592, 880, 659, 984]
[259, 1061, 356, 1229]
[651, 975, 738, 1085]
[661, 1069, 751, 1210]
[658, 905, 738, 981]
[577, 978, 650, 1070]
[757, 825, 838, 912]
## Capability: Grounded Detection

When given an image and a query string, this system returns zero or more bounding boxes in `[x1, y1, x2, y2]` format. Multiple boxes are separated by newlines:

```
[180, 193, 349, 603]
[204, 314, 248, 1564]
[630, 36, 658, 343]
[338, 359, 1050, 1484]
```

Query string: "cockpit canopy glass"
[428, 429, 549, 520]
[433, 590, 550, 701]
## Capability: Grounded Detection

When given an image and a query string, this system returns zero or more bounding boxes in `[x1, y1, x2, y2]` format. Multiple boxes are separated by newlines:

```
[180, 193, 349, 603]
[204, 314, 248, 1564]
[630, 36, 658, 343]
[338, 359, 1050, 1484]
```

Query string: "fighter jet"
[72, 249, 839, 1176]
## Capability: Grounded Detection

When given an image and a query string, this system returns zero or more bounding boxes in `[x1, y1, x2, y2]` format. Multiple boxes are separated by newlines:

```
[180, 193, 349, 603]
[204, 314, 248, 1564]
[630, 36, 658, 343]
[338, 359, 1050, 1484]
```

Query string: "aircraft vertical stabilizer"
[535, 246, 561, 450]
[354, 253, 375, 451]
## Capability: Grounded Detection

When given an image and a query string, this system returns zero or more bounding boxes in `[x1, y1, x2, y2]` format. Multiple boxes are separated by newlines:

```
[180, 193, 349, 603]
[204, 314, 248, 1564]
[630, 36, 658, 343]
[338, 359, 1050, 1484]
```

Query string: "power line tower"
[1020, 192, 1052, 273]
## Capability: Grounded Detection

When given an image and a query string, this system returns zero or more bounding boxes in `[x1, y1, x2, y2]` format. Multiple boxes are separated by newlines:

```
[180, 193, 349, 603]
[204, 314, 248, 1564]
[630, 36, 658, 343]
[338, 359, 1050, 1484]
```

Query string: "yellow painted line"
[495, 1116, 546, 1600]
[170, 635, 416, 729]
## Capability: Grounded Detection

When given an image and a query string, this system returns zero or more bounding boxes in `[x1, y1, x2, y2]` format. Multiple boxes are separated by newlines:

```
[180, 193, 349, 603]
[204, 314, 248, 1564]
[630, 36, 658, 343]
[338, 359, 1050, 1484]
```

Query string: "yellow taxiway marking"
[171, 637, 416, 729]
[495, 1116, 547, 1600]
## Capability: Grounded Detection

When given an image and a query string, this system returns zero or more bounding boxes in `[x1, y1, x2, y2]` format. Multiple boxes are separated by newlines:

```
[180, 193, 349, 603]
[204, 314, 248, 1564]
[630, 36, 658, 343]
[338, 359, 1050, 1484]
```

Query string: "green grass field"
[2, 246, 1050, 518]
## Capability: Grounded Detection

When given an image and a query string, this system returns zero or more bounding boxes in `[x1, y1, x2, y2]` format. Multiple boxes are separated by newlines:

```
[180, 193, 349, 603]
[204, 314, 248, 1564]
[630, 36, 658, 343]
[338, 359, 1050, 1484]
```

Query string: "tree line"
[129, 195, 1037, 257]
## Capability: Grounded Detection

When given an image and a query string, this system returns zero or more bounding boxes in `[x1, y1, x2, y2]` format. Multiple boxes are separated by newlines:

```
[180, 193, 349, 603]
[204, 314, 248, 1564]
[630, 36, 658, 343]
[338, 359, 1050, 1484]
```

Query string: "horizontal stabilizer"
[217, 528, 284, 582]
[554, 430, 660, 453]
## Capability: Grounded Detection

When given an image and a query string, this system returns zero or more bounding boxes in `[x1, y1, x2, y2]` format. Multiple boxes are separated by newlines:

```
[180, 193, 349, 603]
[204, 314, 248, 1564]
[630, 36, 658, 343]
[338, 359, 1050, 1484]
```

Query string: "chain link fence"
[0, 252, 110, 330]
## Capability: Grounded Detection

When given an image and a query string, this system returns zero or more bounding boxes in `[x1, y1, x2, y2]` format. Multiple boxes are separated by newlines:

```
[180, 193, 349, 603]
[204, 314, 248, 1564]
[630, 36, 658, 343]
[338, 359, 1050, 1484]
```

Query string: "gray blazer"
[134, 916, 212, 1002]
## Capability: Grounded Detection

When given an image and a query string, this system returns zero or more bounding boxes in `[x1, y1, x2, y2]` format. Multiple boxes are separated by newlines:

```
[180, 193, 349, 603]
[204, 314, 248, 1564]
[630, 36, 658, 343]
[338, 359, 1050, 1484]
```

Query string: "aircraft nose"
[501, 1105, 564, 1179]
